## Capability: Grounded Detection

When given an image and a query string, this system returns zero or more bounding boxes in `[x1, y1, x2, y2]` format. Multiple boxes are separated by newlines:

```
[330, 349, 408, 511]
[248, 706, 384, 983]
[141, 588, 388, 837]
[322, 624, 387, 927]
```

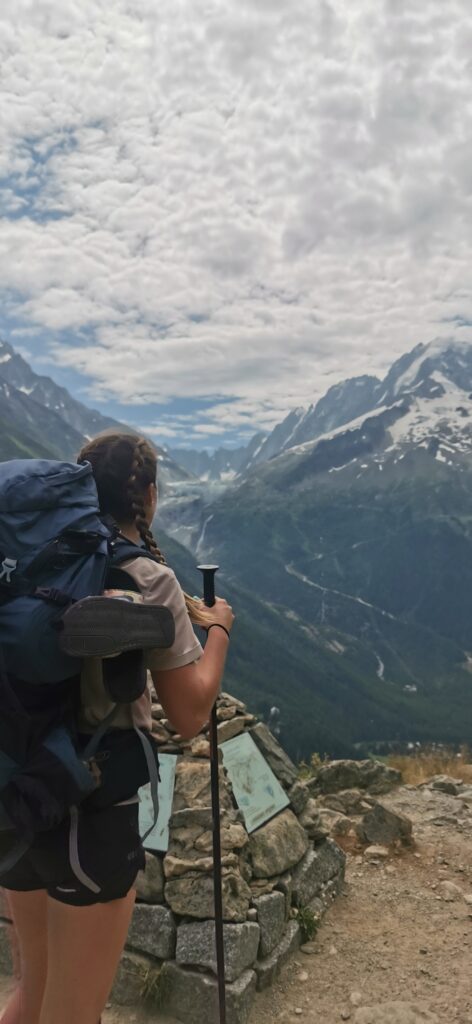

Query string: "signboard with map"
[139, 753, 178, 853]
[220, 732, 290, 833]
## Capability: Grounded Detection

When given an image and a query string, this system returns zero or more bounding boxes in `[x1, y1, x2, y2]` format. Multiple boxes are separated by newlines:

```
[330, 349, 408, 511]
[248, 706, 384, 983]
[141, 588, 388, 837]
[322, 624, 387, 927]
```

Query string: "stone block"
[127, 904, 176, 960]
[176, 920, 260, 983]
[135, 851, 165, 904]
[249, 809, 309, 878]
[291, 840, 346, 906]
[253, 891, 286, 957]
[161, 962, 257, 1024]
[254, 921, 301, 991]
[111, 952, 158, 1007]
[173, 759, 233, 813]
[165, 869, 252, 922]
[217, 718, 246, 744]
[250, 723, 298, 789]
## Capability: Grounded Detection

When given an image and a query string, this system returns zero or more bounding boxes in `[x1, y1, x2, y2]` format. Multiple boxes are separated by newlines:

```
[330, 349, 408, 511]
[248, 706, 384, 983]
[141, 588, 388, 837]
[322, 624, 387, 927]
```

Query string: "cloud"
[1, 0, 472, 442]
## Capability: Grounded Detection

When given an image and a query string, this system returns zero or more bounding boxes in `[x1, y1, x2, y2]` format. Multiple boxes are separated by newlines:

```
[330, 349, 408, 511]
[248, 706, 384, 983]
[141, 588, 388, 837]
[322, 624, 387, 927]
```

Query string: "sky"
[1, 1, 472, 450]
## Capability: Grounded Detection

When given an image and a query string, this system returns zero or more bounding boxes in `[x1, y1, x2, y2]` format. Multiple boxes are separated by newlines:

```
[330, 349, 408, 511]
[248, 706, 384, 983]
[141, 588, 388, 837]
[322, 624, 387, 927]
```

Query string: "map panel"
[220, 731, 290, 833]
[138, 753, 178, 853]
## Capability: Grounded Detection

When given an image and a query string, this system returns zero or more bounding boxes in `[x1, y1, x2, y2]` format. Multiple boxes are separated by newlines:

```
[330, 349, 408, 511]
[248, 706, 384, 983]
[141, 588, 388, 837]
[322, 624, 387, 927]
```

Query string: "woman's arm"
[152, 607, 233, 739]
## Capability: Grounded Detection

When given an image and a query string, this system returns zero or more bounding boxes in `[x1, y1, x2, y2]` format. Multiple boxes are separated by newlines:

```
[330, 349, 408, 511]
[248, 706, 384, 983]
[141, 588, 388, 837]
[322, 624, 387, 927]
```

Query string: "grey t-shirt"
[79, 556, 203, 732]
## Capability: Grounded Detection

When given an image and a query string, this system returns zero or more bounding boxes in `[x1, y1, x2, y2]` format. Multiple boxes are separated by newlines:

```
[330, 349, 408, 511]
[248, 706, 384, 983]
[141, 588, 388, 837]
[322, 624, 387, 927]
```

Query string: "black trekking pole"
[197, 564, 226, 1024]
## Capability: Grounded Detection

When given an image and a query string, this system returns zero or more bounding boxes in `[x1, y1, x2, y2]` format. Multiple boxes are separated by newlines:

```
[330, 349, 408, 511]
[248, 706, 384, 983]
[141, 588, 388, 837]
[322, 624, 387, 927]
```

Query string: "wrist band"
[207, 623, 230, 640]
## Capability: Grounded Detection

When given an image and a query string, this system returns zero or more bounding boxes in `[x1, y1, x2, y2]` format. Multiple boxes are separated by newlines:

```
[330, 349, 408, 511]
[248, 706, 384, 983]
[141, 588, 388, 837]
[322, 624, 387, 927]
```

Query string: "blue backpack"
[0, 459, 169, 890]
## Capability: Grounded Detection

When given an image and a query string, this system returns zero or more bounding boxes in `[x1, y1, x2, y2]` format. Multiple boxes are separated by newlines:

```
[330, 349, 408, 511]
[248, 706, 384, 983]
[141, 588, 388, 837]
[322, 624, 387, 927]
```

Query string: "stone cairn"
[0, 692, 404, 1024]
[112, 690, 348, 1024]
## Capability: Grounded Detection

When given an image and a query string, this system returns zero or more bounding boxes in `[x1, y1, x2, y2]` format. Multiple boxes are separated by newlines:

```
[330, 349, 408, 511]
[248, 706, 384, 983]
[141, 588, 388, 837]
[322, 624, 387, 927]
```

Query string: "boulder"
[250, 723, 298, 790]
[176, 920, 260, 983]
[248, 809, 309, 878]
[161, 963, 257, 1024]
[127, 905, 176, 960]
[254, 921, 301, 991]
[165, 869, 252, 922]
[354, 1003, 438, 1023]
[291, 840, 346, 906]
[253, 891, 286, 957]
[309, 760, 401, 796]
[320, 788, 367, 815]
[357, 803, 413, 846]
[135, 852, 165, 904]
[428, 775, 463, 796]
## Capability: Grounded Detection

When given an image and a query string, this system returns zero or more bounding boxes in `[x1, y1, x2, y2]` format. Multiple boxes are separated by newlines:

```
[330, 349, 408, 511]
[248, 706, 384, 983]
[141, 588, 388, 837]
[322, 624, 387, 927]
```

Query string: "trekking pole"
[197, 564, 226, 1024]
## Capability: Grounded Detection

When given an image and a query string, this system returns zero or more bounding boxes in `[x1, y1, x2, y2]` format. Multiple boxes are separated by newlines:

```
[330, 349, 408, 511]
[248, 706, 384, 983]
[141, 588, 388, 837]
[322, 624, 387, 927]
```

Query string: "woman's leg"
[0, 889, 48, 1024]
[38, 889, 136, 1024]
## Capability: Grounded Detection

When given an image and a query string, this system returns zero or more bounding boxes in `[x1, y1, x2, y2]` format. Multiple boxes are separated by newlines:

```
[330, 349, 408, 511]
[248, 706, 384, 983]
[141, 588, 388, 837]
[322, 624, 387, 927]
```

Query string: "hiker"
[0, 433, 234, 1024]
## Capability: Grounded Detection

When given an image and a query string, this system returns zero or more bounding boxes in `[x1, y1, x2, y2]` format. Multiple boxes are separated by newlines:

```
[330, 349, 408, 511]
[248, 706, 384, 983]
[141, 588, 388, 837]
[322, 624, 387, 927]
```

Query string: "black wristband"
[206, 623, 230, 641]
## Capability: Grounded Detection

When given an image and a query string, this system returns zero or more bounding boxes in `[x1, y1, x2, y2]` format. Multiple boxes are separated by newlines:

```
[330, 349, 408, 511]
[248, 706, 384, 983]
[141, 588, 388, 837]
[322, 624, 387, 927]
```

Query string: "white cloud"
[1, 0, 472, 439]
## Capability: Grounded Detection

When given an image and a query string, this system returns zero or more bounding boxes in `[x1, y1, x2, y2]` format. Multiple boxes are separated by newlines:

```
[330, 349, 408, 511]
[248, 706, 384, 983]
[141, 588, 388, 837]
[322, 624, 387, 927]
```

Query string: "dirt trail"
[2, 785, 472, 1022]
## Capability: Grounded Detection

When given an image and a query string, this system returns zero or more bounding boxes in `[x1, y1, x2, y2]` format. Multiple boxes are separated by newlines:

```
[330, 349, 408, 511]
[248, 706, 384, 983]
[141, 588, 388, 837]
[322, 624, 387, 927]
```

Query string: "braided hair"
[77, 432, 213, 627]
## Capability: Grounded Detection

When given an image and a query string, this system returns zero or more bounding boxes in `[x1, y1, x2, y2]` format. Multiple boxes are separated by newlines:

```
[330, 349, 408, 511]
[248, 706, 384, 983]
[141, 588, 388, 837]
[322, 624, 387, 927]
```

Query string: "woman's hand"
[205, 596, 235, 634]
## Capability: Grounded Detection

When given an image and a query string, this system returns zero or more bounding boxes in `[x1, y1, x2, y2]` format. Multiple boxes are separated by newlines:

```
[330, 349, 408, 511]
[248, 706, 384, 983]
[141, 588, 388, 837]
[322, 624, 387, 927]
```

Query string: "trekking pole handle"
[197, 564, 219, 609]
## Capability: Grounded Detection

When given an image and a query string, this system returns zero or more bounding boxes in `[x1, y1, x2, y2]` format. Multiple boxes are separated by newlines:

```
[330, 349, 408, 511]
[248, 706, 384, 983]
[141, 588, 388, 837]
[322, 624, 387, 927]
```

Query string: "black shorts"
[0, 798, 145, 907]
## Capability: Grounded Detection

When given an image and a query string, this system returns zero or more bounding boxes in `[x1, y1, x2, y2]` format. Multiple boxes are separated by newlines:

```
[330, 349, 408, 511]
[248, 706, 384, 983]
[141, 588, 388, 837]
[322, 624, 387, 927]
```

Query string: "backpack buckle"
[35, 587, 72, 608]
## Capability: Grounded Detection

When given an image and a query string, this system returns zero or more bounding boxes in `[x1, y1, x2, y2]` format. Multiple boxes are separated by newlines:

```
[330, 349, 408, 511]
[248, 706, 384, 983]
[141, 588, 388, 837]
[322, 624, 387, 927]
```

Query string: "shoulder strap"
[109, 537, 161, 569]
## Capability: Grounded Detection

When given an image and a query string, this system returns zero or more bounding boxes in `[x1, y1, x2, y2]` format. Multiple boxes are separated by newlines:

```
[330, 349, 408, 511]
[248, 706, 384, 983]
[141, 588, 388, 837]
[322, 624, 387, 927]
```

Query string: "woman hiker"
[0, 432, 234, 1024]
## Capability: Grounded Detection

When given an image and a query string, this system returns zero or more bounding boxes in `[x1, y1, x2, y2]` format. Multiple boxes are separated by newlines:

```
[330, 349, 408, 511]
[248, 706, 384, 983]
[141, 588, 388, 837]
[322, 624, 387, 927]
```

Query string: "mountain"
[168, 433, 267, 482]
[194, 339, 472, 751]
[0, 340, 119, 439]
[0, 340, 194, 491]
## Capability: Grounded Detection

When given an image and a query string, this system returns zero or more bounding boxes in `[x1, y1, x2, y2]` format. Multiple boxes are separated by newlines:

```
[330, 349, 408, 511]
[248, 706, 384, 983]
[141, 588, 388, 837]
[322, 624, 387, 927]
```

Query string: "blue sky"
[1, 1, 472, 450]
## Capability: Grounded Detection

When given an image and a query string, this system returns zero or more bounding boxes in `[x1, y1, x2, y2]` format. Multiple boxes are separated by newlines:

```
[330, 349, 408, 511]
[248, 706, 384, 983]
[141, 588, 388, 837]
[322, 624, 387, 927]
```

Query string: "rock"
[428, 775, 463, 796]
[189, 738, 211, 758]
[220, 692, 247, 711]
[111, 952, 158, 1007]
[364, 845, 390, 860]
[176, 920, 260, 983]
[255, 921, 301, 991]
[135, 852, 165, 904]
[357, 803, 413, 846]
[320, 789, 365, 815]
[300, 799, 330, 841]
[217, 718, 246, 744]
[439, 880, 463, 902]
[164, 851, 240, 878]
[250, 723, 298, 790]
[353, 1003, 438, 1023]
[161, 963, 256, 1024]
[127, 905, 176, 960]
[318, 808, 353, 837]
[165, 869, 252, 922]
[173, 760, 232, 813]
[350, 992, 363, 1006]
[309, 760, 401, 796]
[292, 841, 346, 906]
[463, 894, 472, 905]
[254, 891, 286, 957]
[300, 941, 318, 955]
[289, 781, 311, 815]
[249, 809, 309, 878]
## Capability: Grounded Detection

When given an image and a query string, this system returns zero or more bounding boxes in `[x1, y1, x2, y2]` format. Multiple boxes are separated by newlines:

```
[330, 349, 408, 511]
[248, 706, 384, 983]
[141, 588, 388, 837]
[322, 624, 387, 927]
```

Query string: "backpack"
[0, 458, 171, 890]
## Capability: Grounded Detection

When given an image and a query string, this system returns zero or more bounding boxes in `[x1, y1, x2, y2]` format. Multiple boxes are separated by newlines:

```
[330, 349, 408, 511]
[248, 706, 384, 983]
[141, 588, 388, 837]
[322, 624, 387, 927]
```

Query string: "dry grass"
[388, 746, 472, 786]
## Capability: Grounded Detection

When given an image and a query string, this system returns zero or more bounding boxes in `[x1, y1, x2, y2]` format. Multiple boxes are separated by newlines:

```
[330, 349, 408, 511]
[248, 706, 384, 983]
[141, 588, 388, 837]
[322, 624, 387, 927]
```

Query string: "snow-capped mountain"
[243, 339, 472, 481]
